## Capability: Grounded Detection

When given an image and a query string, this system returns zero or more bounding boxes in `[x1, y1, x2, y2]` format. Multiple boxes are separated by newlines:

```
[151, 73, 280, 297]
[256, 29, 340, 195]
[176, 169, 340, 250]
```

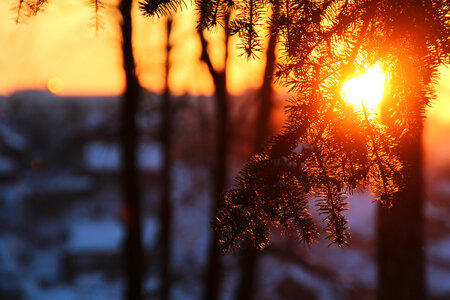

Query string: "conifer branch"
[134, 0, 449, 253]
[28, 0, 47, 15]
[139, 0, 185, 18]
[229, 0, 266, 58]
[89, 0, 104, 31]
[313, 148, 350, 246]
[14, 0, 25, 23]
[196, 0, 232, 30]
[13, 0, 47, 23]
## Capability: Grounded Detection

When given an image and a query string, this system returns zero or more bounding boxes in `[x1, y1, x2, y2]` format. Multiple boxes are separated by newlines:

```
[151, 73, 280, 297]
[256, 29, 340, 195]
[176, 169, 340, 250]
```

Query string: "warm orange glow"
[0, 1, 448, 124]
[341, 64, 386, 110]
[0, 2, 264, 97]
[47, 77, 64, 94]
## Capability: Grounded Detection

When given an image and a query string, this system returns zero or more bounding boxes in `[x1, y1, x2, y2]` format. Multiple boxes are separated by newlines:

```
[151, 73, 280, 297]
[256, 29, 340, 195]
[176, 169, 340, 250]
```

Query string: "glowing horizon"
[0, 1, 449, 126]
[0, 1, 265, 97]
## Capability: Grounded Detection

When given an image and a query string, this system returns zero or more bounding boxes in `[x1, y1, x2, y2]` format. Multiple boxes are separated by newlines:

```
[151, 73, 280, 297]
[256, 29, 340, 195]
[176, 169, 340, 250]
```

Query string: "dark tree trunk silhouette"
[119, 0, 143, 299]
[254, 31, 277, 153]
[375, 19, 431, 295]
[199, 24, 229, 300]
[236, 28, 277, 300]
[236, 245, 258, 300]
[377, 55, 426, 299]
[377, 124, 425, 300]
[160, 17, 173, 300]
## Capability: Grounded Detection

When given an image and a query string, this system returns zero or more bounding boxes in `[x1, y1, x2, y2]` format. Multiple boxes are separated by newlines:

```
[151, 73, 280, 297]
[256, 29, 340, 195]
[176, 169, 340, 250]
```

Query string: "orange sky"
[0, 0, 449, 168]
[0, 0, 264, 97]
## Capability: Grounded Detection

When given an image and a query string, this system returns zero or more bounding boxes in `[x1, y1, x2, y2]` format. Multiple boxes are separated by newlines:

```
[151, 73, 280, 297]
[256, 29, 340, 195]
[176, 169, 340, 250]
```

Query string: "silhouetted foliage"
[139, 0, 185, 18]
[198, 15, 231, 300]
[195, 0, 234, 30]
[235, 15, 278, 300]
[13, 0, 48, 23]
[204, 0, 450, 251]
[88, 0, 105, 31]
[136, 0, 449, 251]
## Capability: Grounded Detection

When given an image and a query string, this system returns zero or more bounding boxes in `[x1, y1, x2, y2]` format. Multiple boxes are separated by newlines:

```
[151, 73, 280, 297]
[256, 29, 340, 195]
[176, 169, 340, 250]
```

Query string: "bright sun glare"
[341, 64, 386, 110]
[47, 77, 64, 94]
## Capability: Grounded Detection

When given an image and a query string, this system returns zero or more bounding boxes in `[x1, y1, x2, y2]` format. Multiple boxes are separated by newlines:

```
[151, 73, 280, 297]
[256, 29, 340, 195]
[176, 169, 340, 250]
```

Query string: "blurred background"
[0, 1, 449, 299]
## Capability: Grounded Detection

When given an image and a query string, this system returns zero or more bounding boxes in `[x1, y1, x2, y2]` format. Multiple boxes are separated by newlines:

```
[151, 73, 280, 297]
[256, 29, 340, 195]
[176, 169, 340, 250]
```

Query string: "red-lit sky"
[1, 0, 449, 167]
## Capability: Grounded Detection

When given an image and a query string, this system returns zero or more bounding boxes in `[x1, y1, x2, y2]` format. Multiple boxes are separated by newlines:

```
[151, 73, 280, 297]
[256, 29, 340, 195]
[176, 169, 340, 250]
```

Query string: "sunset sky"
[0, 0, 264, 97]
[1, 0, 449, 167]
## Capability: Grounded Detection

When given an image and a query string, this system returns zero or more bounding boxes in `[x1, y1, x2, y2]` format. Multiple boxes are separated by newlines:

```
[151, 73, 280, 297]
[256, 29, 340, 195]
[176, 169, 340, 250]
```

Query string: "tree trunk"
[199, 26, 229, 300]
[236, 29, 277, 300]
[203, 80, 227, 300]
[118, 1, 143, 299]
[377, 75, 426, 300]
[254, 31, 277, 153]
[160, 17, 173, 300]
[376, 130, 425, 300]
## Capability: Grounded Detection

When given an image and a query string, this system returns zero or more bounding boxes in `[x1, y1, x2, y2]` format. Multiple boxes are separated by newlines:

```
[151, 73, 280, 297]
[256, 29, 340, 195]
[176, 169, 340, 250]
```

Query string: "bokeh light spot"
[47, 77, 64, 94]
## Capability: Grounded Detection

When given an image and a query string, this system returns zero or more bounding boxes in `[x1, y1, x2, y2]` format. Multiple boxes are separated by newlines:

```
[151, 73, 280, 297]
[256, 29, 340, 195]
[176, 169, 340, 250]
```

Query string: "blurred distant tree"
[118, 1, 143, 299]
[159, 16, 173, 300]
[197, 13, 230, 300]
[141, 3, 232, 300]
[15, 1, 144, 299]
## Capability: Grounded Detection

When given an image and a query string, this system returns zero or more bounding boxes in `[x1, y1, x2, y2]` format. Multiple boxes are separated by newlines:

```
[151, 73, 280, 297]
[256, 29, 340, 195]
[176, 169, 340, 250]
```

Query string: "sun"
[47, 77, 64, 94]
[341, 64, 386, 110]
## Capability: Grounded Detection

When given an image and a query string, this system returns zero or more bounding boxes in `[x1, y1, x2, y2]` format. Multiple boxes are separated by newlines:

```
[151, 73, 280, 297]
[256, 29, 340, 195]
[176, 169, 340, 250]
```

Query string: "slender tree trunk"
[199, 26, 229, 300]
[203, 77, 227, 300]
[236, 245, 258, 300]
[118, 1, 143, 299]
[160, 17, 173, 300]
[236, 29, 277, 300]
[376, 129, 425, 300]
[377, 67, 426, 300]
[254, 31, 277, 153]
